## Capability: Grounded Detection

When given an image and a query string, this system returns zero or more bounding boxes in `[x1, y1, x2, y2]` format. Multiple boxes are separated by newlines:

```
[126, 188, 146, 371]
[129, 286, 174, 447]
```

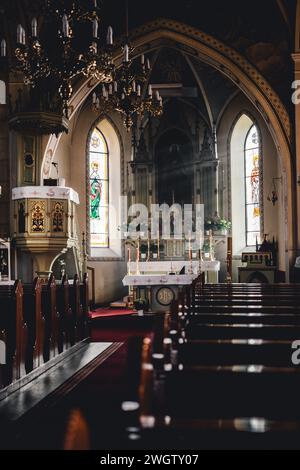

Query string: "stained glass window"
[244, 125, 261, 246]
[89, 128, 109, 248]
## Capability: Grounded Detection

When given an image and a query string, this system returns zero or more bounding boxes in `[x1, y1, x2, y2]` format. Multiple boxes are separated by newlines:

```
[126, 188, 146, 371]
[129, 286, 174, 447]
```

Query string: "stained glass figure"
[89, 128, 109, 248]
[245, 125, 261, 246]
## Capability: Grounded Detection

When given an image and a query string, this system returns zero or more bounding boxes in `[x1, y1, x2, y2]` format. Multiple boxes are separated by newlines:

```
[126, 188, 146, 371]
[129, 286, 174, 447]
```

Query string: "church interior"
[1, 0, 300, 451]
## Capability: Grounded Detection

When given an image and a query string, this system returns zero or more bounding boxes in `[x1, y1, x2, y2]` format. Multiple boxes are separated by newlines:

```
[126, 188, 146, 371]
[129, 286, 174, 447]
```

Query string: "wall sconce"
[267, 177, 282, 206]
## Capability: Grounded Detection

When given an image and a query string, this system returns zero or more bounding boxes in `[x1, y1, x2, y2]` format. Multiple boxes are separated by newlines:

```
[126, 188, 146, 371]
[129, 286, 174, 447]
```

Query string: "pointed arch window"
[88, 127, 109, 248]
[244, 124, 261, 246]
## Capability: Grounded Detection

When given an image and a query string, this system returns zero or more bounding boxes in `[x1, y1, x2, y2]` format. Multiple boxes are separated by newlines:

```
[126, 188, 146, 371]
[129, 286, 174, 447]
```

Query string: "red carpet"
[89, 307, 136, 319]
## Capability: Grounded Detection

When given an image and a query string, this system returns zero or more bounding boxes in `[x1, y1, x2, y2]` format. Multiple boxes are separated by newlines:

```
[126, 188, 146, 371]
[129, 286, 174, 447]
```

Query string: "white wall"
[47, 102, 131, 304]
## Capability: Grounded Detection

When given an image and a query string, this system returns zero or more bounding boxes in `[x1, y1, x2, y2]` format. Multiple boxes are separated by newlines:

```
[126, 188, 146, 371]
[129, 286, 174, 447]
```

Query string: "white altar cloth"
[127, 260, 220, 274]
[122, 274, 197, 286]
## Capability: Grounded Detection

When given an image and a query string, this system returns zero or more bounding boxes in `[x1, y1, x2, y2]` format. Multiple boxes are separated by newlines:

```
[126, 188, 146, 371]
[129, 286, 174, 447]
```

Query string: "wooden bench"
[0, 281, 27, 387]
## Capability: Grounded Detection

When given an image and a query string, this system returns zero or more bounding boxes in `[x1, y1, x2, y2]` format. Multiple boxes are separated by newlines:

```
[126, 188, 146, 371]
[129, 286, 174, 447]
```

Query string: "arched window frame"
[0, 80, 6, 105]
[88, 126, 110, 249]
[244, 123, 263, 247]
[230, 113, 264, 255]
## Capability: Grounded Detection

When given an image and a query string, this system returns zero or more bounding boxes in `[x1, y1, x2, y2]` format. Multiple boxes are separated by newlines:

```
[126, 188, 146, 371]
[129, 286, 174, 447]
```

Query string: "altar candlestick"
[147, 236, 150, 261]
[157, 231, 160, 260]
[209, 230, 213, 260]
[136, 239, 140, 275]
[128, 247, 131, 275]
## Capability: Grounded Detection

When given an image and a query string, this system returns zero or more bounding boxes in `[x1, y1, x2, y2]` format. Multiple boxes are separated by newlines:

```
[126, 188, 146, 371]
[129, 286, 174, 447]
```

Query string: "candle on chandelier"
[31, 18, 38, 38]
[92, 19, 98, 39]
[22, 27, 26, 45]
[124, 44, 129, 63]
[114, 81, 118, 93]
[148, 85, 152, 97]
[137, 84, 141, 96]
[92, 92, 97, 104]
[155, 90, 160, 100]
[1, 40, 6, 57]
[108, 84, 113, 95]
[107, 26, 113, 45]
[93, 0, 98, 7]
[62, 14, 70, 38]
[132, 81, 136, 93]
[146, 58, 151, 69]
[17, 25, 22, 44]
[141, 54, 145, 65]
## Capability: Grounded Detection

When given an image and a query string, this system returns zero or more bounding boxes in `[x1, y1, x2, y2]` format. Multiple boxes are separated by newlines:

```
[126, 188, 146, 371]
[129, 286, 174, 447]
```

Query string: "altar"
[122, 260, 220, 312]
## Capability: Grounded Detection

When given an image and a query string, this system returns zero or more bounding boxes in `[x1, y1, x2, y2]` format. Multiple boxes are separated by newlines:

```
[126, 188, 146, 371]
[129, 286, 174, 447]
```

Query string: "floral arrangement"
[204, 215, 231, 232]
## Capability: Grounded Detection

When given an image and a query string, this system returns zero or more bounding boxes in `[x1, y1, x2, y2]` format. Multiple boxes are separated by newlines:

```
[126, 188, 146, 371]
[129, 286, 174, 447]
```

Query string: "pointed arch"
[41, 18, 295, 266]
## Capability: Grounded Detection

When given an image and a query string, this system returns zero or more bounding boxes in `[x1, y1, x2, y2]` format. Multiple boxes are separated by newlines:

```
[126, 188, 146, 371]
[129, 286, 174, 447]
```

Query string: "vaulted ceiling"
[0, 0, 296, 110]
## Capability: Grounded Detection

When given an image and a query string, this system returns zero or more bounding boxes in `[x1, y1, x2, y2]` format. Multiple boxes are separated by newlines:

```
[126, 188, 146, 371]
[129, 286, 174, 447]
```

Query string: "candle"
[128, 247, 131, 262]
[141, 54, 145, 65]
[17, 25, 22, 44]
[148, 85, 152, 97]
[107, 26, 113, 45]
[92, 92, 97, 104]
[114, 81, 118, 93]
[157, 231, 160, 260]
[124, 44, 129, 62]
[132, 80, 136, 93]
[1, 39, 6, 57]
[22, 27, 26, 45]
[146, 58, 150, 69]
[31, 18, 38, 38]
[108, 83, 113, 95]
[137, 84, 141, 96]
[62, 14, 69, 38]
[92, 19, 98, 39]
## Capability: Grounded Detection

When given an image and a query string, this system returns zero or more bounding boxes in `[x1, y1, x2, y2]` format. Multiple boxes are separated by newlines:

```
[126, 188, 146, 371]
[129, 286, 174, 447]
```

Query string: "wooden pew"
[0, 281, 27, 386]
[23, 278, 45, 373]
[42, 275, 59, 362]
[80, 273, 90, 340]
[57, 275, 73, 350]
[122, 282, 300, 449]
[69, 274, 81, 344]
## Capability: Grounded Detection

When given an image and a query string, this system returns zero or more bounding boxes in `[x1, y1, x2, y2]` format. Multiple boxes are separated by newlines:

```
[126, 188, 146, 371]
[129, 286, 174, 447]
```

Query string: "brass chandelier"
[2, 0, 115, 118]
[92, 48, 163, 131]
[91, 0, 163, 131]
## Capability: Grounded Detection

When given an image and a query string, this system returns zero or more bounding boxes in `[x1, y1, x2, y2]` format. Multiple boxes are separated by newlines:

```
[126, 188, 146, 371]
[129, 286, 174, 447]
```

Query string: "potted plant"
[134, 298, 149, 316]
[205, 215, 231, 235]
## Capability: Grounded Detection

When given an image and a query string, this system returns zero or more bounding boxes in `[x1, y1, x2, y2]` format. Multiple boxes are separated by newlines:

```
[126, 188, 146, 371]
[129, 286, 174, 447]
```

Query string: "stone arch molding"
[41, 18, 295, 254]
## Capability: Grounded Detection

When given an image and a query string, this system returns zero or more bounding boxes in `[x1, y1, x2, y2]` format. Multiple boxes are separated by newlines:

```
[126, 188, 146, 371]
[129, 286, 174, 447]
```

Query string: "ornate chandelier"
[5, 0, 115, 118]
[91, 0, 163, 131]
[92, 47, 163, 131]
